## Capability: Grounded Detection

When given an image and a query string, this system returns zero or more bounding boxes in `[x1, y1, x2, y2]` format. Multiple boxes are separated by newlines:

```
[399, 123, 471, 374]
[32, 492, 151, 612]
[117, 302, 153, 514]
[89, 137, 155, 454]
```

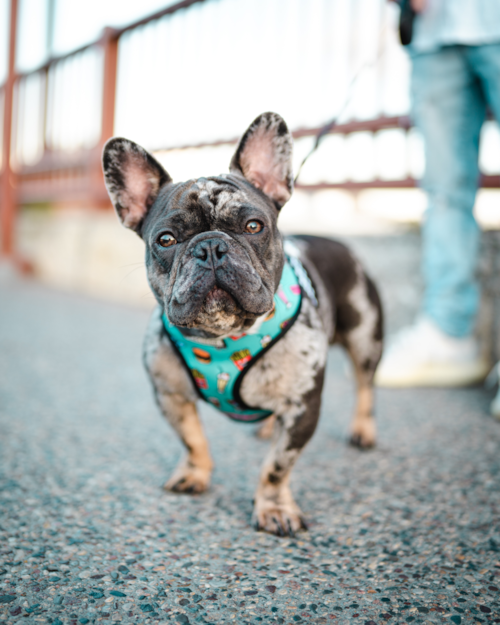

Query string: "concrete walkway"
[1, 240, 499, 625]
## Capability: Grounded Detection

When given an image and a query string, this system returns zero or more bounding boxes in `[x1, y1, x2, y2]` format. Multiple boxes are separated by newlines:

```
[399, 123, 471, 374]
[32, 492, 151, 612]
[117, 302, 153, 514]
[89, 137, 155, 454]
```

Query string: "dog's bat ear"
[229, 112, 293, 209]
[102, 137, 172, 233]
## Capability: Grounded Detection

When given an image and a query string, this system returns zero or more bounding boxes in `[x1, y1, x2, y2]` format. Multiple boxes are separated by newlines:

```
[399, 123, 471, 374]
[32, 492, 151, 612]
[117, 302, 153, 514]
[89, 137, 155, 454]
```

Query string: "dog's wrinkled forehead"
[159, 173, 268, 219]
[192, 176, 246, 216]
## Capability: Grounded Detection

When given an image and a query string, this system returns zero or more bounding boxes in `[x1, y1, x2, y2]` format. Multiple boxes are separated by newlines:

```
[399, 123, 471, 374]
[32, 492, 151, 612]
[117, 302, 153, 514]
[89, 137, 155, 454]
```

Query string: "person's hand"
[388, 0, 427, 10]
[411, 0, 427, 11]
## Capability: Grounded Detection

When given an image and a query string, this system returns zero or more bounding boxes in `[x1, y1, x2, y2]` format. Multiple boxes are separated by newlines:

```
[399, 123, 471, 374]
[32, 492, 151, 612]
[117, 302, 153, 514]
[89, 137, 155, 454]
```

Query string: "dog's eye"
[245, 220, 263, 234]
[158, 233, 177, 248]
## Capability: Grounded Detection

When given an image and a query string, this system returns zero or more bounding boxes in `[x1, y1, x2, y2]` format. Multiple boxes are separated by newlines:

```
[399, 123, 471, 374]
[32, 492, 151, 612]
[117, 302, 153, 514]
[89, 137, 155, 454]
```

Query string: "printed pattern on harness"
[162, 259, 306, 422]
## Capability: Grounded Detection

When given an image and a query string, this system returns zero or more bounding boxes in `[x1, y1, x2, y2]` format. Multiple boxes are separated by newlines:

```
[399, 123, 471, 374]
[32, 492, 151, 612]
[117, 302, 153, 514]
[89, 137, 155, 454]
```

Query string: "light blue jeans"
[411, 43, 500, 337]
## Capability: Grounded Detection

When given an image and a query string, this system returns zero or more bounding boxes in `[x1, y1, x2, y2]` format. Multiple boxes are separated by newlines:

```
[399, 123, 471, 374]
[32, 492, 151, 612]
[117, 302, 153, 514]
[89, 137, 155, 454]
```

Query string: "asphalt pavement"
[1, 234, 500, 625]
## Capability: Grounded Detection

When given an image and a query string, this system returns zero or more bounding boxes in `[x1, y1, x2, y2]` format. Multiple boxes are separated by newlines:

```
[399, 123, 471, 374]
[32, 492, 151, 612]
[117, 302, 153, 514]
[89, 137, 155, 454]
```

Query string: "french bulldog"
[102, 112, 383, 536]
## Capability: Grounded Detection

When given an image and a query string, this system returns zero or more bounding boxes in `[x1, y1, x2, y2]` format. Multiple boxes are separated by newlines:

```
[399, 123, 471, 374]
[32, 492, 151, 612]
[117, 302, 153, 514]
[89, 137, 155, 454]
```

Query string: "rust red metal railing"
[1, 0, 18, 261]
[0, 0, 209, 265]
[0, 0, 498, 266]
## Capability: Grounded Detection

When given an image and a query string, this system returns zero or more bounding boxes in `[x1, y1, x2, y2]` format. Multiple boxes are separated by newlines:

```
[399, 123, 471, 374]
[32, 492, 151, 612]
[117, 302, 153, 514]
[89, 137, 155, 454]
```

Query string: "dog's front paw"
[164, 461, 211, 494]
[252, 498, 307, 536]
[349, 415, 376, 449]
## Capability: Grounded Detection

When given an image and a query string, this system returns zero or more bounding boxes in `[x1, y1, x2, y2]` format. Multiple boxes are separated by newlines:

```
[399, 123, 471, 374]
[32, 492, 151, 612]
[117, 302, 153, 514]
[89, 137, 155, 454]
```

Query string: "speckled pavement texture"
[1, 234, 500, 625]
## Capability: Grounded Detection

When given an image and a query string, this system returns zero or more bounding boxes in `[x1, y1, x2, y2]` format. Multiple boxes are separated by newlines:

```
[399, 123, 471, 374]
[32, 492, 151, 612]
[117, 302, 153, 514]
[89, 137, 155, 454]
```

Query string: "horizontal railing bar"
[17, 154, 500, 195]
[115, 0, 207, 36]
[295, 178, 417, 191]
[295, 174, 500, 191]
[152, 116, 413, 152]
[479, 175, 500, 187]
[15, 41, 98, 80]
[2, 0, 208, 85]
[14, 116, 415, 177]
[15, 150, 93, 174]
[293, 115, 412, 138]
[17, 175, 500, 204]
[18, 188, 110, 204]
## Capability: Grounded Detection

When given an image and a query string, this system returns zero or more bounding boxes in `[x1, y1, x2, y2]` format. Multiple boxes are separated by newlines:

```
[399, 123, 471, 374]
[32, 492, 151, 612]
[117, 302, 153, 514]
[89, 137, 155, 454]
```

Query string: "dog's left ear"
[102, 137, 172, 233]
[229, 112, 293, 209]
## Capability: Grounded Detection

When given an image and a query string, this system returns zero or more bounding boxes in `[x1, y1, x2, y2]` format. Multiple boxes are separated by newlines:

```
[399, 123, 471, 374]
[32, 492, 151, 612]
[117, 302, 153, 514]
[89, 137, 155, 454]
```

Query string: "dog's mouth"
[202, 285, 239, 315]
[169, 283, 265, 336]
[205, 285, 235, 307]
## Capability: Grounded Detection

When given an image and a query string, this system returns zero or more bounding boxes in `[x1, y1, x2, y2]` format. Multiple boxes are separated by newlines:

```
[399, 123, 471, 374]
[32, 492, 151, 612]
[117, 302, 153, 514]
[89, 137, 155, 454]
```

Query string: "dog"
[102, 112, 383, 536]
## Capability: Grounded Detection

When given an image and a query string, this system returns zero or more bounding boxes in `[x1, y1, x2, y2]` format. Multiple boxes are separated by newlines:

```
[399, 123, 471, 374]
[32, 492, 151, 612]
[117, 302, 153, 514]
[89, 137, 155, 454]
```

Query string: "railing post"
[1, 0, 19, 260]
[89, 27, 119, 208]
[101, 28, 118, 145]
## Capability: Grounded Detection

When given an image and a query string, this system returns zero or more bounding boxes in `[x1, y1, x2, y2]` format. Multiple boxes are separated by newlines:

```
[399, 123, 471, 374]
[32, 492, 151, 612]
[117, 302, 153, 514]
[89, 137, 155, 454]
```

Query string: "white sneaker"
[375, 317, 490, 388]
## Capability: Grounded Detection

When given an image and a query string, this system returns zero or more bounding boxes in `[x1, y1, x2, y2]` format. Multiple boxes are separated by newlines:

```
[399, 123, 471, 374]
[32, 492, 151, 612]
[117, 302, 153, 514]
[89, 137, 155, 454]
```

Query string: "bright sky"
[0, 0, 176, 80]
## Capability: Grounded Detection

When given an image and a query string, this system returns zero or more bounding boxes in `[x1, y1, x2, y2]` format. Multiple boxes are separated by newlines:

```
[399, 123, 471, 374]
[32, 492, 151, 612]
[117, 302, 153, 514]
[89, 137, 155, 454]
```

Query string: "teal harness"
[162, 259, 306, 422]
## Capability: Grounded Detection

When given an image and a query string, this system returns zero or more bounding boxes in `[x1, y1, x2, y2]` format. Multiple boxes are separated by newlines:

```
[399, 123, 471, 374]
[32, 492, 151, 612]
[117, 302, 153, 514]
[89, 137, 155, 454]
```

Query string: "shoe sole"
[374, 360, 490, 388]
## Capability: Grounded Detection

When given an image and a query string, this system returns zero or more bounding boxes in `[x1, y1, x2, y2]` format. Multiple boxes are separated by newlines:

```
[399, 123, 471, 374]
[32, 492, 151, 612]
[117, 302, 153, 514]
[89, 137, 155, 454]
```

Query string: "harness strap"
[162, 257, 313, 422]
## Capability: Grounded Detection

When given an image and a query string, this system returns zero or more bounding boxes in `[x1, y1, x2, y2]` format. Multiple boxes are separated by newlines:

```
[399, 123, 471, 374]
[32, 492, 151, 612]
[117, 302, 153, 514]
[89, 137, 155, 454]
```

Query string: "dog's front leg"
[253, 369, 325, 536]
[144, 311, 214, 494]
[155, 391, 213, 494]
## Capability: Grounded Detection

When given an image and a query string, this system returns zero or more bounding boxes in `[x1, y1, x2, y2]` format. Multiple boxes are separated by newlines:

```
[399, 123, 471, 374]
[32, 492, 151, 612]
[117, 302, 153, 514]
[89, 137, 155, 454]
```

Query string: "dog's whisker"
[121, 266, 147, 281]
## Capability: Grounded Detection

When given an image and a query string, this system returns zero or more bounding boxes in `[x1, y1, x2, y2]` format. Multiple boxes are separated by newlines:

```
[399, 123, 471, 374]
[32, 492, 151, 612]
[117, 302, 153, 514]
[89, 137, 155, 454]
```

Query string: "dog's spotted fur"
[103, 112, 384, 536]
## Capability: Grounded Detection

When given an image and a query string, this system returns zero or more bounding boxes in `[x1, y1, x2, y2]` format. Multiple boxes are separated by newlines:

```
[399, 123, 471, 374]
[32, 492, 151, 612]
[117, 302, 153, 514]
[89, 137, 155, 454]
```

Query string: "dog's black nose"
[192, 238, 229, 265]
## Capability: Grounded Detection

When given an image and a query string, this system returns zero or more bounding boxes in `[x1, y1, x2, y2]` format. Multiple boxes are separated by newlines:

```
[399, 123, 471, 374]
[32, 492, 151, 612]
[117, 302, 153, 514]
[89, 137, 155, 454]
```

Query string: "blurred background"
[1, 0, 500, 306]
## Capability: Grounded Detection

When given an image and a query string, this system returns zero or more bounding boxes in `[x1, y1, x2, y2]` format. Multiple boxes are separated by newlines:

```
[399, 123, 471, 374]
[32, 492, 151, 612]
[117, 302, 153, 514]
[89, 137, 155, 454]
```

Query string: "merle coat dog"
[102, 112, 383, 536]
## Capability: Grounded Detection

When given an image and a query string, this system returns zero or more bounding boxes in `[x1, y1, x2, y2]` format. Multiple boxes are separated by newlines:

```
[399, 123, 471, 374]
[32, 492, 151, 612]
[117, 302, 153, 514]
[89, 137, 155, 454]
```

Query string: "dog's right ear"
[102, 138, 172, 233]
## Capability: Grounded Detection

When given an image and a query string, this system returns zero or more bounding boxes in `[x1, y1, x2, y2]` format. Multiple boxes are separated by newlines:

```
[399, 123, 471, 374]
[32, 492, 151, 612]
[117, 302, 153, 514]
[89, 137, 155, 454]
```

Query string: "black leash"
[293, 43, 386, 185]
[294, 3, 414, 185]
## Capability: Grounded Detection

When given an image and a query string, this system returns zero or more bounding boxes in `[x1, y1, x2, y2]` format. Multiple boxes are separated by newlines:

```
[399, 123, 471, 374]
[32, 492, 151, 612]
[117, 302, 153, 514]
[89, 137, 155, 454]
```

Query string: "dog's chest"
[240, 298, 328, 420]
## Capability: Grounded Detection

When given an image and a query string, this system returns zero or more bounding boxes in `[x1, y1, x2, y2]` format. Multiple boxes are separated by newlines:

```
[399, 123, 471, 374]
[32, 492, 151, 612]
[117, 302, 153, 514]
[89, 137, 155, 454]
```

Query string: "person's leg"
[375, 46, 491, 387]
[468, 42, 500, 412]
[467, 42, 500, 123]
[412, 46, 486, 338]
